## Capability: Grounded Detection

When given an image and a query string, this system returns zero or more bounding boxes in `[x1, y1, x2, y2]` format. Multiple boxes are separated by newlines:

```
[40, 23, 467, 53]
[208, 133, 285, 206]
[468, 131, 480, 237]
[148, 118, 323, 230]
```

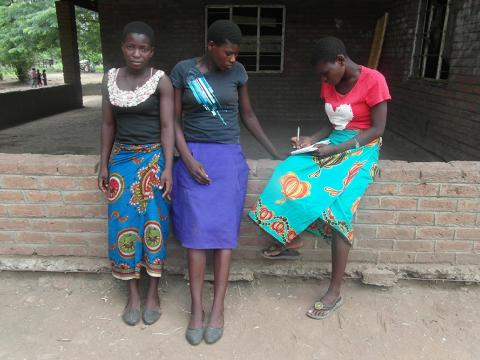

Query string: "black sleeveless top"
[107, 68, 164, 144]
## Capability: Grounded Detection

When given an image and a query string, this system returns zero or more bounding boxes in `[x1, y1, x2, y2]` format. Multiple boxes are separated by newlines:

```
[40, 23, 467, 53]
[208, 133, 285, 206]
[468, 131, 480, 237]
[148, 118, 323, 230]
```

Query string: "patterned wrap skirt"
[172, 142, 249, 249]
[249, 130, 380, 246]
[107, 143, 170, 280]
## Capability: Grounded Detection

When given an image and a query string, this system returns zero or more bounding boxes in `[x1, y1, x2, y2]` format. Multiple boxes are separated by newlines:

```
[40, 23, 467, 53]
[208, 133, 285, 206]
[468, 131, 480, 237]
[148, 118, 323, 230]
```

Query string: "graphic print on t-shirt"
[186, 73, 227, 126]
[325, 103, 354, 130]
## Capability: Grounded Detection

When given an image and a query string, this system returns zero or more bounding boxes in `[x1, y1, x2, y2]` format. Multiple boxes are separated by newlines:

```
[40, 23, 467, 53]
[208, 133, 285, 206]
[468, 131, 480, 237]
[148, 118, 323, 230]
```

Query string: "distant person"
[36, 69, 42, 87]
[42, 69, 47, 86]
[30, 68, 37, 88]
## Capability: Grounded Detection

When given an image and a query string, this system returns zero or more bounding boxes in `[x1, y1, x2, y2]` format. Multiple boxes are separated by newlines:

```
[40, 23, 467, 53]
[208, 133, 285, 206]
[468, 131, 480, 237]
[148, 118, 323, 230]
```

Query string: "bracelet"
[353, 136, 360, 149]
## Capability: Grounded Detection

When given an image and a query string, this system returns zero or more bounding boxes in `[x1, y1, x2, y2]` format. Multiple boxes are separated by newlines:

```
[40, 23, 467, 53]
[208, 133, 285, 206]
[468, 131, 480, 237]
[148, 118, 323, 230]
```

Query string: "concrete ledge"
[0, 153, 479, 280]
[1, 255, 479, 284]
[0, 85, 82, 130]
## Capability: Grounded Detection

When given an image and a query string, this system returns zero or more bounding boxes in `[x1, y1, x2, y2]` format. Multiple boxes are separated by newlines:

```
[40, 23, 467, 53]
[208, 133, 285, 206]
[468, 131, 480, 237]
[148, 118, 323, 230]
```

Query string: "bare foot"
[188, 308, 204, 329]
[124, 293, 141, 313]
[208, 308, 224, 328]
[262, 240, 304, 257]
[144, 290, 160, 312]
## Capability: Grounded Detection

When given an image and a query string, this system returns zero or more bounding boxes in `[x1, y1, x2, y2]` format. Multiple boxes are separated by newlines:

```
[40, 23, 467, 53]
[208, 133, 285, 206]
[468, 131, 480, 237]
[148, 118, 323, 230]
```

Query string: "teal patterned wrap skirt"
[249, 130, 380, 245]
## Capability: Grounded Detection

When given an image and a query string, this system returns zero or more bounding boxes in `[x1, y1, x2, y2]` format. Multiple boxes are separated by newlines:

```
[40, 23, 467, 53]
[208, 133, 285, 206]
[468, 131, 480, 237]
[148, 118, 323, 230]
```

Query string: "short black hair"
[207, 20, 242, 45]
[122, 21, 155, 45]
[311, 36, 348, 66]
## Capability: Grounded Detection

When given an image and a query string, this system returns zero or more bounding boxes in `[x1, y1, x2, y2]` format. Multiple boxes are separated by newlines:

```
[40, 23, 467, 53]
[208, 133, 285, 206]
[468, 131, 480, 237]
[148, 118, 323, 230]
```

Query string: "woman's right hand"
[185, 157, 210, 185]
[291, 135, 314, 149]
[98, 167, 109, 195]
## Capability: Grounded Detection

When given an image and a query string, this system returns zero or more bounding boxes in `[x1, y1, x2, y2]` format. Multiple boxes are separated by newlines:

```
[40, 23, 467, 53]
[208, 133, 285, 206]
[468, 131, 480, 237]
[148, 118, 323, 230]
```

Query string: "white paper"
[290, 139, 331, 155]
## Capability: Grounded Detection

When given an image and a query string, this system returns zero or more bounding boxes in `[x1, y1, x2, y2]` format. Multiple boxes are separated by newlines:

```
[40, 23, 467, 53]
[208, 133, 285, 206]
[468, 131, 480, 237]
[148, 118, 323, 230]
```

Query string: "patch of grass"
[0, 66, 17, 78]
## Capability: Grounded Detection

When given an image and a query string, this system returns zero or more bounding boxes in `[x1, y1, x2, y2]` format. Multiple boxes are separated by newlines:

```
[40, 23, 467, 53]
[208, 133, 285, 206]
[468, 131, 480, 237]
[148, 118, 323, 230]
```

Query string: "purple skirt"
[172, 142, 249, 249]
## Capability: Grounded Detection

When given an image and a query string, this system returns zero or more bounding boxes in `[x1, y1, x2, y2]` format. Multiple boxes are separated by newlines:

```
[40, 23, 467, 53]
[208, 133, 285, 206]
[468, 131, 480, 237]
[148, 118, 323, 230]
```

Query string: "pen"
[296, 126, 300, 145]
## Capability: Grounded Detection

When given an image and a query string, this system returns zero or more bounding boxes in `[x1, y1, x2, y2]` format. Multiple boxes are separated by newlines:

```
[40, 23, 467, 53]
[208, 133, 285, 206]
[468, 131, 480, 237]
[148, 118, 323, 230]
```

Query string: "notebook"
[290, 139, 331, 155]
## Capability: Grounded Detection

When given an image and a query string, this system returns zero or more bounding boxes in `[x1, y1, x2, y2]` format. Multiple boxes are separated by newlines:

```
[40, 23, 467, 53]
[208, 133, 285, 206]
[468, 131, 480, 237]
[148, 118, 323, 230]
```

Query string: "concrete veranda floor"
[0, 271, 479, 360]
[0, 78, 441, 161]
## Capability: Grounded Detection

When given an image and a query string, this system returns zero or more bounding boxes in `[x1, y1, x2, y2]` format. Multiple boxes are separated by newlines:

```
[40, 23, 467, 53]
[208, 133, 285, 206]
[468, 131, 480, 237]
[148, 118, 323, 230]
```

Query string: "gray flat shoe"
[186, 327, 205, 345]
[122, 308, 141, 326]
[143, 309, 161, 325]
[204, 326, 224, 344]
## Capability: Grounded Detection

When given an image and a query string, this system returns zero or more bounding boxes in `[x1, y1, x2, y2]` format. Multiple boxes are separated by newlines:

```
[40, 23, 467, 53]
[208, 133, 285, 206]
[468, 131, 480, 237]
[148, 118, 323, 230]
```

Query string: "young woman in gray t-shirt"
[170, 20, 281, 345]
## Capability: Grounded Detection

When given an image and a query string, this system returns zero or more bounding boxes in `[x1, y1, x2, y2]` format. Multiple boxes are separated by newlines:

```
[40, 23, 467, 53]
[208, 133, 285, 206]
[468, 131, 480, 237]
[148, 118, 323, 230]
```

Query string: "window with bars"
[410, 0, 451, 80]
[205, 5, 285, 72]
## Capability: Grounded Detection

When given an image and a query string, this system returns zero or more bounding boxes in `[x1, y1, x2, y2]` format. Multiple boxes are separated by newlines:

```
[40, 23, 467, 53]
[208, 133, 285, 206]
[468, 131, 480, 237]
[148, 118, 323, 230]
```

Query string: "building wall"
[0, 85, 80, 130]
[95, 0, 480, 161]
[0, 1, 83, 131]
[0, 154, 478, 270]
[381, 0, 480, 160]
[97, 0, 386, 123]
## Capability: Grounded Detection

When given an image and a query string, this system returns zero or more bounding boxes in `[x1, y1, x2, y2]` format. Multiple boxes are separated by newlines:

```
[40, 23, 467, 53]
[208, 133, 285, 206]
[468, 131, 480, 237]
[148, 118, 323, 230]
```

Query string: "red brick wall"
[1, 154, 478, 266]
[381, 0, 480, 160]
[0, 154, 104, 257]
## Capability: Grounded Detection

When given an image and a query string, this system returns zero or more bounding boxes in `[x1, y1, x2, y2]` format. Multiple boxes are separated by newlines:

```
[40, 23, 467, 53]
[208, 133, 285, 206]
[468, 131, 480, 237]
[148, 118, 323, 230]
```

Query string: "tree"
[0, 0, 102, 81]
[76, 7, 101, 65]
[0, 0, 58, 81]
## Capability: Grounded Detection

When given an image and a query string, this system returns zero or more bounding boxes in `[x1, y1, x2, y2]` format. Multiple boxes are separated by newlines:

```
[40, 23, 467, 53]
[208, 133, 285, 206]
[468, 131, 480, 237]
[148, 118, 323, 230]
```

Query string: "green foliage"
[0, 0, 58, 81]
[0, 0, 102, 81]
[76, 7, 102, 65]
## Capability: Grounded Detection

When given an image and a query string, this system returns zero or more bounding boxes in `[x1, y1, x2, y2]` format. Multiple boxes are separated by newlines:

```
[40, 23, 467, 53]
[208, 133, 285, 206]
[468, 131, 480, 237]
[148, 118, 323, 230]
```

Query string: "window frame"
[409, 0, 452, 81]
[205, 4, 286, 73]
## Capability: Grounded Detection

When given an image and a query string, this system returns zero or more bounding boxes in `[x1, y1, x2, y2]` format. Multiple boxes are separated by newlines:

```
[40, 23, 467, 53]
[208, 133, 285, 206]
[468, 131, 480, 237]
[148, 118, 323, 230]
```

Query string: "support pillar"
[55, 0, 83, 107]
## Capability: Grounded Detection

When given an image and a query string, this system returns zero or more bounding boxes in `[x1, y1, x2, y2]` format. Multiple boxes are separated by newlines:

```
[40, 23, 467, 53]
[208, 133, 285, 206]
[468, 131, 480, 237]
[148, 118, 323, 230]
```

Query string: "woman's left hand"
[272, 152, 289, 160]
[314, 144, 337, 158]
[160, 168, 173, 201]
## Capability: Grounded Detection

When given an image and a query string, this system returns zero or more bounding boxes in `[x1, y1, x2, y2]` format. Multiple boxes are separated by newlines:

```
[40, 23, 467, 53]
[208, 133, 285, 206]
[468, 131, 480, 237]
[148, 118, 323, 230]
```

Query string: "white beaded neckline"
[107, 68, 164, 107]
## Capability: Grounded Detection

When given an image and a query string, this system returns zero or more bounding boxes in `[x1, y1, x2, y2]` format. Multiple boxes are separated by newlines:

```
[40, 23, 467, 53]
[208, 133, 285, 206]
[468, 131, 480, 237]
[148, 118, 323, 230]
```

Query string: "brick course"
[0, 154, 478, 268]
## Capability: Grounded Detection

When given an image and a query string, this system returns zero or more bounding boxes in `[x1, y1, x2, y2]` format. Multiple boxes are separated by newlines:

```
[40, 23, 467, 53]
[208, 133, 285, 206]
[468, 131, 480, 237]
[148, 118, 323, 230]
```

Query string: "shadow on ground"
[0, 80, 442, 161]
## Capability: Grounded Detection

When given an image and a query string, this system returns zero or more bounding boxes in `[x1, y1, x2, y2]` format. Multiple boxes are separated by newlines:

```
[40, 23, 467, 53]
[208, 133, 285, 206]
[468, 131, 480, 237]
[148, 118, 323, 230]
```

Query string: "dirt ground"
[0, 73, 102, 93]
[0, 271, 478, 360]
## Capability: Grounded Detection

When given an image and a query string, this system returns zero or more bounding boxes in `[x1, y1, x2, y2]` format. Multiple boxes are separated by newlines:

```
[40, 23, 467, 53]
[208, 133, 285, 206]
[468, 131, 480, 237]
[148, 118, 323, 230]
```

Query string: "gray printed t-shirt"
[170, 58, 248, 144]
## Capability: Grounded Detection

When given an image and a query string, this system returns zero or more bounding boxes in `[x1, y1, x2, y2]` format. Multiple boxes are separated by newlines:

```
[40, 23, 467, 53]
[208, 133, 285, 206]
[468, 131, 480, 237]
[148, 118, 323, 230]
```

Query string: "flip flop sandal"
[306, 297, 343, 320]
[262, 245, 301, 260]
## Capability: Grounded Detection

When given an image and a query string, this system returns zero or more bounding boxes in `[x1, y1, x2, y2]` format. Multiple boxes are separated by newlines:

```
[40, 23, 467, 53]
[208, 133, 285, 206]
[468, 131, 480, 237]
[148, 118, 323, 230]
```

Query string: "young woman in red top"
[249, 36, 391, 319]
